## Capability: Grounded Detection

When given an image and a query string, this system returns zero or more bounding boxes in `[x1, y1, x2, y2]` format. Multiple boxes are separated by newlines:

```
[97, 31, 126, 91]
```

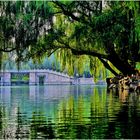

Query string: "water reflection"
[30, 111, 55, 139]
[0, 85, 140, 138]
[15, 107, 29, 139]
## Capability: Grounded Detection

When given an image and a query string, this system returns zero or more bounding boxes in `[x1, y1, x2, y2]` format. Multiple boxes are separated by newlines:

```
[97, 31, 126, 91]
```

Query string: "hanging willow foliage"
[23, 3, 115, 80]
[1, 1, 140, 77]
[0, 1, 54, 68]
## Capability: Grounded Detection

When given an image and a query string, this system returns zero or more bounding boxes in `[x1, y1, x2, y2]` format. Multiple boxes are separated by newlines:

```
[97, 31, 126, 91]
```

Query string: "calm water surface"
[0, 85, 140, 139]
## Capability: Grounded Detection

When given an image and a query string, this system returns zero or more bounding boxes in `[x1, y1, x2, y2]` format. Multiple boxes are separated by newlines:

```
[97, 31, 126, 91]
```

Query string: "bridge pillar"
[3, 72, 11, 86]
[29, 72, 36, 85]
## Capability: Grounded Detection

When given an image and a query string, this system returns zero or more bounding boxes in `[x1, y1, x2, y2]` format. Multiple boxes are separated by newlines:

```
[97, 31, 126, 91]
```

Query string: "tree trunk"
[108, 54, 136, 76]
[104, 41, 136, 76]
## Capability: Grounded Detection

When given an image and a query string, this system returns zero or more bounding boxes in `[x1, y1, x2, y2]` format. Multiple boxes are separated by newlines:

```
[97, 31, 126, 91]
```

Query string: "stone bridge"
[0, 69, 94, 86]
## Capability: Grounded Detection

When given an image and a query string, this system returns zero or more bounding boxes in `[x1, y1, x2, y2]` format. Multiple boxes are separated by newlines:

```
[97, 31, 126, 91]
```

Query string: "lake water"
[0, 85, 140, 139]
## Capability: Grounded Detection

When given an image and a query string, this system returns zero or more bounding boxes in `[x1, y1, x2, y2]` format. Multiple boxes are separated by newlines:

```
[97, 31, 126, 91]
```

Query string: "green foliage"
[1, 1, 140, 78]
[136, 62, 140, 70]
[11, 73, 29, 82]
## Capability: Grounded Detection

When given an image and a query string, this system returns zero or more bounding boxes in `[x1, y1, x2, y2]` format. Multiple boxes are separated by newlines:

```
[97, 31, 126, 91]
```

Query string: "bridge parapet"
[0, 70, 72, 85]
[0, 70, 95, 85]
[1, 69, 70, 77]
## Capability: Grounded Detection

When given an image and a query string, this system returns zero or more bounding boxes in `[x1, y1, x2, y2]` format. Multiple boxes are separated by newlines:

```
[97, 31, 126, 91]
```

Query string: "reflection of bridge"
[0, 70, 94, 85]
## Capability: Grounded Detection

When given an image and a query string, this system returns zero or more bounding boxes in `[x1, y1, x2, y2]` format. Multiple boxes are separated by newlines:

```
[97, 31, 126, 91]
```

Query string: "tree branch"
[56, 39, 108, 59]
[53, 1, 91, 25]
[99, 58, 118, 76]
[71, 48, 108, 59]
[0, 47, 17, 52]
[53, 1, 120, 33]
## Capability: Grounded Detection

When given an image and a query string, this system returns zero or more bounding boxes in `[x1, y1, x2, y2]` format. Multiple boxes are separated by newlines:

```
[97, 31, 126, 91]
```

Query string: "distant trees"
[0, 54, 61, 71]
[0, 1, 54, 69]
[0, 1, 140, 77]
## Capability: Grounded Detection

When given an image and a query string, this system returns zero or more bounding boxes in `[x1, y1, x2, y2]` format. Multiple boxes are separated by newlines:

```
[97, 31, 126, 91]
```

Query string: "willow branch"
[0, 47, 17, 52]
[53, 1, 119, 33]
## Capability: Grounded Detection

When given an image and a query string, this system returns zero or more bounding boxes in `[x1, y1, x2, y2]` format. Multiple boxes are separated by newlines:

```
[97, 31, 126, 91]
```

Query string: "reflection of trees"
[0, 105, 56, 139]
[56, 94, 95, 139]
[15, 107, 29, 139]
[0, 107, 3, 131]
[0, 106, 3, 137]
[56, 88, 140, 139]
[30, 111, 55, 139]
[105, 91, 140, 139]
[1, 86, 140, 139]
[0, 106, 6, 139]
[103, 90, 140, 139]
[89, 88, 123, 139]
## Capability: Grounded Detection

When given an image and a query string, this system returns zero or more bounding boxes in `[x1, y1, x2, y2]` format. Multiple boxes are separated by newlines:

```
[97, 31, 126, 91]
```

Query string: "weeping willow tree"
[27, 5, 115, 79]
[0, 1, 54, 69]
[26, 1, 140, 77]
[49, 1, 140, 76]
[0, 1, 140, 78]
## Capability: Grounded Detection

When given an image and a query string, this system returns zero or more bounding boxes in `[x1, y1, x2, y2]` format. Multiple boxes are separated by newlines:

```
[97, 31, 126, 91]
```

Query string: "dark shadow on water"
[104, 89, 140, 139]
[15, 107, 29, 139]
[30, 111, 55, 139]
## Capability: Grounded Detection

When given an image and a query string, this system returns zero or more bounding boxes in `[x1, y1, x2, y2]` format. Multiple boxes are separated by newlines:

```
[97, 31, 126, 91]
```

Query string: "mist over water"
[0, 85, 140, 139]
